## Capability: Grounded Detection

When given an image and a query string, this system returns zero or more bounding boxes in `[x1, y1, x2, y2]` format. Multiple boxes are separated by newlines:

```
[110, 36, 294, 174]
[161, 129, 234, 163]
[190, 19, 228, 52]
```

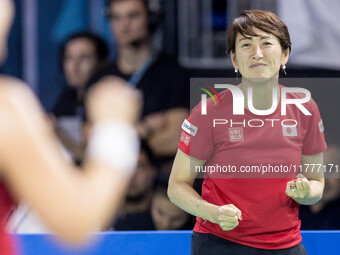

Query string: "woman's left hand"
[285, 174, 311, 200]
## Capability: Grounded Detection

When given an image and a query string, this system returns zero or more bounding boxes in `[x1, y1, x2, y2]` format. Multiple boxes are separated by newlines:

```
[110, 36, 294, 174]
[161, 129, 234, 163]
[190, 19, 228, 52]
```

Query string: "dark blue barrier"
[11, 231, 340, 255]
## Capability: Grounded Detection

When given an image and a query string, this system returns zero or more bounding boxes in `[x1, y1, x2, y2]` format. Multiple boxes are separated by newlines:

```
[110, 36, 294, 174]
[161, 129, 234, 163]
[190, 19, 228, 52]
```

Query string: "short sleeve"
[302, 99, 327, 155]
[178, 103, 214, 160]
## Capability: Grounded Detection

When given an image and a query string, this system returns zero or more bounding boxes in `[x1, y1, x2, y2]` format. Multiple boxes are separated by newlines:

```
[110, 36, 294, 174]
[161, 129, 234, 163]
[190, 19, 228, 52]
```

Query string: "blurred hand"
[285, 174, 311, 199]
[86, 76, 142, 125]
[211, 204, 242, 231]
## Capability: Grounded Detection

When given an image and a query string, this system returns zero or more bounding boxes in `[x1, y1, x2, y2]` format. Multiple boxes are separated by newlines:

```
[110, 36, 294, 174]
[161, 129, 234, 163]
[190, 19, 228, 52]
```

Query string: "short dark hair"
[227, 10, 291, 54]
[59, 31, 109, 65]
[106, 0, 149, 15]
[105, 0, 161, 35]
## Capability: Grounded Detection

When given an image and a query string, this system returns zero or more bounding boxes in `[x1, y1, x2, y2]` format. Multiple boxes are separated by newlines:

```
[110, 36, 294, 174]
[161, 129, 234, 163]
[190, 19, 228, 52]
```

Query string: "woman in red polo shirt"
[168, 10, 326, 255]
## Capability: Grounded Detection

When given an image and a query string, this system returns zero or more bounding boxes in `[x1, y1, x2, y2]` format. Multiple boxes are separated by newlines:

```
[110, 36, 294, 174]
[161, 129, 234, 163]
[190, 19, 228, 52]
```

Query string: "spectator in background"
[114, 182, 195, 231]
[88, 0, 189, 159]
[300, 143, 340, 230]
[52, 32, 109, 163]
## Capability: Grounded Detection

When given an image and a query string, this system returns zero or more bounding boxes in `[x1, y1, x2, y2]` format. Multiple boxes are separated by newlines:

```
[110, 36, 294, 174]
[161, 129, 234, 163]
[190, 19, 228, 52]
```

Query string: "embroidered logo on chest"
[229, 127, 244, 142]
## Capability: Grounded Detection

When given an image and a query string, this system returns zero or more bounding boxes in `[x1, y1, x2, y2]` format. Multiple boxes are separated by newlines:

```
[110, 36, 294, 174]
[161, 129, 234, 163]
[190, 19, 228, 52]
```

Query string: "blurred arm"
[0, 77, 136, 244]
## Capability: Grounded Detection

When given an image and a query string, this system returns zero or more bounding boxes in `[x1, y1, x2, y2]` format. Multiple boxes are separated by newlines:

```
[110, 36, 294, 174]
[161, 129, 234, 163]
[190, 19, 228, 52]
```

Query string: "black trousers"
[191, 232, 307, 255]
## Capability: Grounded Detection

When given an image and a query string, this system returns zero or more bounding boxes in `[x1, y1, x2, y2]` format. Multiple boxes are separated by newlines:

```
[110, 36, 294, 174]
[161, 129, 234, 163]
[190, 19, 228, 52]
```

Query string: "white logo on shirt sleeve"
[319, 119, 324, 133]
[181, 119, 198, 136]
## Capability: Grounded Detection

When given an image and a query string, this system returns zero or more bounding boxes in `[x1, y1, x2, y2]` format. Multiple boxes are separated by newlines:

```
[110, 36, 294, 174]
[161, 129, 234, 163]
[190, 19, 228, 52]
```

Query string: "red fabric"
[0, 181, 16, 254]
[179, 85, 327, 249]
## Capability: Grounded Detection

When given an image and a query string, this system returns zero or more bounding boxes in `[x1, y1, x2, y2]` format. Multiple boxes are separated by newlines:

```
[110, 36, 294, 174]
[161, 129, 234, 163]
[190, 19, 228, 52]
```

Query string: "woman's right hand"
[211, 204, 242, 231]
[86, 76, 142, 125]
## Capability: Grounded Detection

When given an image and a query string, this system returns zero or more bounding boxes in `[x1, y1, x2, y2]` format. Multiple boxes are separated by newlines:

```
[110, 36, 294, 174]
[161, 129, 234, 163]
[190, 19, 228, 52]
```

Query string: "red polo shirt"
[178, 85, 327, 249]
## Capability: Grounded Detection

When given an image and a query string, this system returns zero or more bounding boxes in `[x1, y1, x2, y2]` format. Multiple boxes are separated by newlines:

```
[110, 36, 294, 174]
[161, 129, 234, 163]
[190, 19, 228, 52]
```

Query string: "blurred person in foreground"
[88, 0, 189, 158]
[0, 0, 141, 253]
[168, 10, 326, 255]
[51, 32, 109, 164]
